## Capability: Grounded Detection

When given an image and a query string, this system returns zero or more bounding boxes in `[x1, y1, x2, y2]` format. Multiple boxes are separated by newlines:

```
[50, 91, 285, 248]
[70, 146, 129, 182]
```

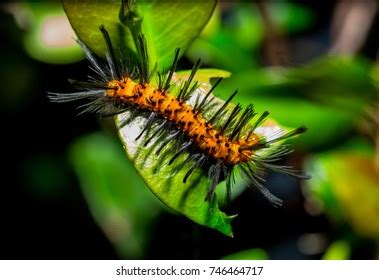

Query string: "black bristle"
[266, 125, 308, 144]
[220, 104, 242, 134]
[157, 72, 163, 90]
[47, 90, 104, 103]
[183, 155, 206, 183]
[230, 104, 256, 139]
[143, 120, 168, 147]
[177, 58, 201, 101]
[136, 34, 149, 84]
[205, 160, 223, 201]
[155, 131, 180, 155]
[168, 141, 192, 165]
[163, 48, 180, 91]
[251, 110, 269, 132]
[225, 170, 232, 204]
[135, 112, 156, 140]
[194, 77, 222, 112]
[209, 89, 238, 123]
[239, 164, 283, 207]
[99, 25, 121, 80]
[75, 39, 107, 79]
[68, 79, 110, 90]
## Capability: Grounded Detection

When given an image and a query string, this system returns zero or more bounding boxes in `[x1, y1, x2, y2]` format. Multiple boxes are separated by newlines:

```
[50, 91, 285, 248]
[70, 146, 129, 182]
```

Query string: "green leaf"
[175, 68, 231, 84]
[63, 0, 133, 58]
[222, 248, 269, 260]
[69, 132, 162, 258]
[134, 0, 217, 69]
[63, 0, 216, 69]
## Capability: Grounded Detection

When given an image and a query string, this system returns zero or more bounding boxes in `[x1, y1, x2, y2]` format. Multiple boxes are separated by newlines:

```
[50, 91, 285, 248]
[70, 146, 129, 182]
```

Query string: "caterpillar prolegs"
[49, 25, 309, 206]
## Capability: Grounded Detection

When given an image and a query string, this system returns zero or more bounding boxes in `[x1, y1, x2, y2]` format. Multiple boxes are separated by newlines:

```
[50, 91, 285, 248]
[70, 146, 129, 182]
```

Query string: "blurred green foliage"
[322, 240, 351, 260]
[18, 2, 83, 64]
[0, 53, 35, 112]
[70, 133, 162, 258]
[222, 248, 269, 260]
[215, 57, 377, 149]
[187, 2, 313, 71]
[305, 139, 379, 240]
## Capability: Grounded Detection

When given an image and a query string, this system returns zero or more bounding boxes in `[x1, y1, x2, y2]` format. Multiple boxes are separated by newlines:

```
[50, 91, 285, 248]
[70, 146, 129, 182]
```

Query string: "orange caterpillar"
[107, 77, 260, 165]
[49, 26, 308, 206]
